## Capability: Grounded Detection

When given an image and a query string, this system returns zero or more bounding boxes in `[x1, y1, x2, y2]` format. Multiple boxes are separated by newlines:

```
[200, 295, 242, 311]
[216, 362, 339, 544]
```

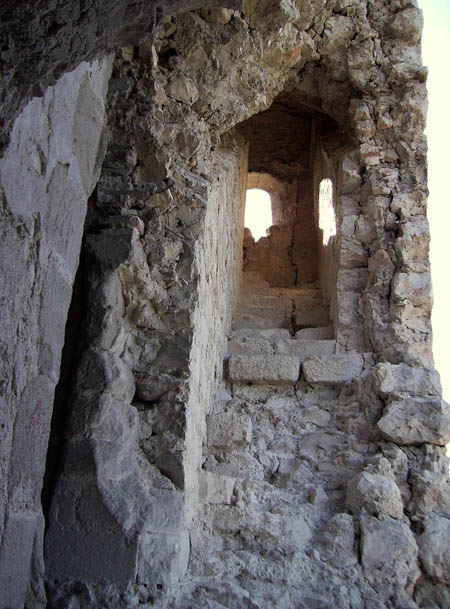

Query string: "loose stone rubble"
[0, 1, 449, 608]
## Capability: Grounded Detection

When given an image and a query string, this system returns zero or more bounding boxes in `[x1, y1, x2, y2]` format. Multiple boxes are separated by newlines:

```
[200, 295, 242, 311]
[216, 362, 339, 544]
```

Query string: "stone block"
[337, 268, 368, 291]
[199, 471, 235, 504]
[336, 292, 361, 326]
[207, 413, 252, 447]
[67, 394, 139, 444]
[387, 7, 423, 44]
[45, 480, 139, 585]
[239, 293, 292, 312]
[227, 336, 273, 356]
[232, 328, 291, 341]
[135, 373, 181, 402]
[233, 306, 292, 330]
[336, 325, 366, 353]
[290, 288, 323, 308]
[318, 513, 356, 568]
[295, 306, 330, 328]
[346, 470, 403, 519]
[391, 271, 432, 311]
[74, 348, 135, 403]
[240, 270, 270, 287]
[0, 510, 43, 609]
[137, 529, 189, 587]
[167, 75, 199, 104]
[377, 398, 450, 446]
[371, 362, 441, 398]
[339, 239, 369, 269]
[340, 155, 362, 195]
[228, 354, 300, 384]
[418, 516, 450, 584]
[198, 8, 234, 24]
[409, 470, 450, 520]
[274, 339, 335, 359]
[302, 354, 364, 385]
[361, 516, 419, 594]
[295, 325, 334, 340]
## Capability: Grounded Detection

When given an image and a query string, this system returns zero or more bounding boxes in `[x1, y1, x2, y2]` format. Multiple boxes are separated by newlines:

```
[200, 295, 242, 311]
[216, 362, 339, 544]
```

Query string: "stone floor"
[175, 274, 392, 609]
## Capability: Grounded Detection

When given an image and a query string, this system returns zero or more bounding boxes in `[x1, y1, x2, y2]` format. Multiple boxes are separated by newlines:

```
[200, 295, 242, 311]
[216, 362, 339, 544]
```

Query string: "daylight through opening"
[244, 188, 272, 241]
[318, 178, 336, 245]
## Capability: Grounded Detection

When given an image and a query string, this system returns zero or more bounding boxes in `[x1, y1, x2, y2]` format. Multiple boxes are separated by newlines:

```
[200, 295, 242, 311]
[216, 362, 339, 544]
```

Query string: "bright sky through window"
[244, 188, 273, 241]
[318, 178, 336, 245]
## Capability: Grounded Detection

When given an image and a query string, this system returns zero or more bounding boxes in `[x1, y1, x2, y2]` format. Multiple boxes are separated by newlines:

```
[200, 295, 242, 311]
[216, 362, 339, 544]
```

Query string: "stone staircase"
[232, 271, 333, 335]
[176, 275, 377, 609]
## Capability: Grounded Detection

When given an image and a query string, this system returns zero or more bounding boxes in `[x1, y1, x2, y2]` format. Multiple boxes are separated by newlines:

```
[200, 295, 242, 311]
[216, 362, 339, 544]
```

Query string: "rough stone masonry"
[0, 1, 449, 608]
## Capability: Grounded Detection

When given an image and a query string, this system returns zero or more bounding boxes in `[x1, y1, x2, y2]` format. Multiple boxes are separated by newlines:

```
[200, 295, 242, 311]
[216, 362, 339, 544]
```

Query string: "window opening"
[318, 178, 336, 245]
[244, 188, 273, 241]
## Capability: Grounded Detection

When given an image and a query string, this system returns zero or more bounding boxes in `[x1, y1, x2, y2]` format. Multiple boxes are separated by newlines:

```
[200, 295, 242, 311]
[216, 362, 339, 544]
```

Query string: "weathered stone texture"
[302, 353, 364, 385]
[346, 459, 404, 519]
[0, 0, 449, 608]
[378, 398, 450, 446]
[418, 516, 450, 584]
[0, 0, 243, 154]
[0, 57, 113, 608]
[229, 354, 300, 384]
[361, 516, 420, 598]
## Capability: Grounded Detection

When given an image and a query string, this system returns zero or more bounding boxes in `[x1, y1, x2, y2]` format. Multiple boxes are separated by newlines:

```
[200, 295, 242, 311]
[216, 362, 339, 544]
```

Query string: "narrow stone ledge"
[302, 353, 364, 385]
[228, 354, 300, 384]
[377, 398, 450, 446]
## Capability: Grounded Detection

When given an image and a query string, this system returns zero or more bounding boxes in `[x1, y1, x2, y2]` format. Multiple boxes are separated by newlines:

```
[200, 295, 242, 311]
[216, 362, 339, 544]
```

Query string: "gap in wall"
[41, 251, 87, 522]
[244, 188, 273, 241]
[231, 91, 348, 339]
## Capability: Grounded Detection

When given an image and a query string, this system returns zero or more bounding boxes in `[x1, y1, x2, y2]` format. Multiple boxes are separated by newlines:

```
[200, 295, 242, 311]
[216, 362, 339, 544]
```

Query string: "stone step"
[296, 325, 334, 339]
[302, 353, 365, 385]
[294, 306, 330, 329]
[232, 328, 291, 341]
[228, 354, 300, 385]
[289, 288, 325, 308]
[228, 335, 274, 355]
[227, 346, 366, 387]
[228, 335, 336, 360]
[232, 306, 292, 331]
[274, 339, 335, 358]
[238, 293, 293, 311]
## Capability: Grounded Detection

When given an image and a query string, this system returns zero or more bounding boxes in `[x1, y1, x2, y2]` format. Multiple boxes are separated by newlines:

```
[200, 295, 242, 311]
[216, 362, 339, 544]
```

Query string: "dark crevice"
[40, 219, 90, 523]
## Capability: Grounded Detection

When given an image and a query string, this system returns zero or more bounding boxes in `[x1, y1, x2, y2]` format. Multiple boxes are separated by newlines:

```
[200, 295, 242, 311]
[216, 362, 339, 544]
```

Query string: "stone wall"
[0, 1, 450, 608]
[0, 0, 243, 154]
[44, 37, 248, 606]
[0, 57, 113, 608]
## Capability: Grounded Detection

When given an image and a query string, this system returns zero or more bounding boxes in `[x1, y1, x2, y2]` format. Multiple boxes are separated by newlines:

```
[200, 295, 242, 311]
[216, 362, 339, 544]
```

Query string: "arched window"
[244, 188, 272, 241]
[318, 178, 336, 245]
